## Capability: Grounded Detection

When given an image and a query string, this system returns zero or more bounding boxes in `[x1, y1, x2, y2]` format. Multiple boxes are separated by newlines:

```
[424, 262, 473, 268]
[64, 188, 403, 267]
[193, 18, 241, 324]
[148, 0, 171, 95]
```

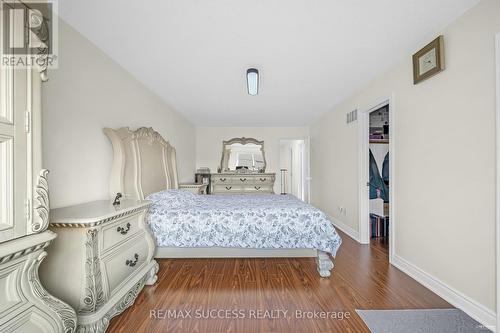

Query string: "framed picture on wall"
[412, 35, 445, 84]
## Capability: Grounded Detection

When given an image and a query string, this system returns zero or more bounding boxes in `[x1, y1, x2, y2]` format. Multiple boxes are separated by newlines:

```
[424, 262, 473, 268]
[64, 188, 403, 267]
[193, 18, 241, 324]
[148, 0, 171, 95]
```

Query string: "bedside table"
[39, 200, 159, 333]
[179, 183, 208, 194]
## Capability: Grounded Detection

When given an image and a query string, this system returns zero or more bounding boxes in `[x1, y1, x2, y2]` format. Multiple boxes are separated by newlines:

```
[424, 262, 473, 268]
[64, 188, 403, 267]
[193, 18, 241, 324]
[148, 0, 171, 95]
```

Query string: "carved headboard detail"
[104, 127, 179, 200]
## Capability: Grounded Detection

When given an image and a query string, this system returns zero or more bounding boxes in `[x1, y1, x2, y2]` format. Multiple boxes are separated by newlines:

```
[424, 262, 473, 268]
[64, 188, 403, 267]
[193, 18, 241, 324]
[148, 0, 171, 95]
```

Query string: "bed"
[104, 127, 341, 277]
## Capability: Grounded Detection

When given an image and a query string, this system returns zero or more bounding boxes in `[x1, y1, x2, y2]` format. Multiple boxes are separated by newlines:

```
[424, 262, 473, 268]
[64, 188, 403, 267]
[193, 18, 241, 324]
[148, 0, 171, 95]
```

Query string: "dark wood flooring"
[107, 232, 450, 333]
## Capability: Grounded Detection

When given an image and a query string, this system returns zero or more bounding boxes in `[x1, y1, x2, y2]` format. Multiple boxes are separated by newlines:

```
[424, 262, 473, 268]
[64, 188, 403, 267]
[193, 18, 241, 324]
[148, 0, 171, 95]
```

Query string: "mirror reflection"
[220, 138, 266, 173]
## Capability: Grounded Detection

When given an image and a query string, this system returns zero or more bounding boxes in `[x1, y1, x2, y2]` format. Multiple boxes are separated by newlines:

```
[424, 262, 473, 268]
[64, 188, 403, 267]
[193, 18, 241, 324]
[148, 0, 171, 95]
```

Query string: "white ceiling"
[59, 0, 478, 126]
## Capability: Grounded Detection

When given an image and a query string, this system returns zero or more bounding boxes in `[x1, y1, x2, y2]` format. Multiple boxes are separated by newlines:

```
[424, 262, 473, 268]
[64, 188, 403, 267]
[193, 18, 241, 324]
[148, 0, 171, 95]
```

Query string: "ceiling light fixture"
[246, 68, 259, 96]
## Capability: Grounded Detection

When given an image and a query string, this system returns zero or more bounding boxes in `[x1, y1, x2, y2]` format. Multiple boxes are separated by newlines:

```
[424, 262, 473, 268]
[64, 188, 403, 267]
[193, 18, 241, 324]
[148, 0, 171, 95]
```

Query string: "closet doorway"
[279, 139, 310, 202]
[358, 97, 395, 261]
[367, 106, 390, 250]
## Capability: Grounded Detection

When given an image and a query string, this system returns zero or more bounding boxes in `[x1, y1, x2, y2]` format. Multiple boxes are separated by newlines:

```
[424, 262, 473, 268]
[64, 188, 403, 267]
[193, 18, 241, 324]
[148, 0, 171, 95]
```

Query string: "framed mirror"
[220, 137, 266, 173]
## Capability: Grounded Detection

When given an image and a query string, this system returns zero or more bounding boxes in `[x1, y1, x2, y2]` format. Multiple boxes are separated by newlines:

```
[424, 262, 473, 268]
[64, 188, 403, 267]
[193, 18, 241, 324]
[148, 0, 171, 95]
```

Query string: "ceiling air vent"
[346, 109, 358, 124]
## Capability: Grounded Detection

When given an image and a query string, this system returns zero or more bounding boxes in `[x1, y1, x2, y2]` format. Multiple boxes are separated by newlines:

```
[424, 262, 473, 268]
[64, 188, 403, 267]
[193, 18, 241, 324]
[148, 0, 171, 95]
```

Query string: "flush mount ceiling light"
[246, 68, 259, 96]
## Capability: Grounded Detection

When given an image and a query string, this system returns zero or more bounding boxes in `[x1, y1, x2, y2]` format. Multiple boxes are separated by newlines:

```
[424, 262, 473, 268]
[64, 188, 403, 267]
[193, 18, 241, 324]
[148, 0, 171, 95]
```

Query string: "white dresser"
[39, 200, 159, 333]
[212, 137, 276, 194]
[211, 173, 276, 194]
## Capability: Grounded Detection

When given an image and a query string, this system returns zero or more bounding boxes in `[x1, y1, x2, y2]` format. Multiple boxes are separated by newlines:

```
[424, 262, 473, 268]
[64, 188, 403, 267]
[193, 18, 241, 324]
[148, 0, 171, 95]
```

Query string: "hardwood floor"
[107, 232, 450, 333]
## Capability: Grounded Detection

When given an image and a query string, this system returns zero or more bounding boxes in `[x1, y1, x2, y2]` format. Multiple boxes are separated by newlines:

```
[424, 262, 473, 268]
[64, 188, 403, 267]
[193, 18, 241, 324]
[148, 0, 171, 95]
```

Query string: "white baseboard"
[328, 215, 360, 242]
[391, 254, 496, 332]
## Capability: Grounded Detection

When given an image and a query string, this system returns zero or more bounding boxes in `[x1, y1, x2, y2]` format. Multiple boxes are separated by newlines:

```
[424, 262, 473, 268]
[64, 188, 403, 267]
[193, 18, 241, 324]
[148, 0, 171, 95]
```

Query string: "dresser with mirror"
[211, 137, 276, 195]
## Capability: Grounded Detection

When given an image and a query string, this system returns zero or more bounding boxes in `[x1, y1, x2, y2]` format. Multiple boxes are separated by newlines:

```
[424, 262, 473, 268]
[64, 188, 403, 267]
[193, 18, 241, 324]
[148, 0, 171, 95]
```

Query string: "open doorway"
[279, 139, 309, 202]
[358, 96, 394, 261]
[368, 106, 390, 251]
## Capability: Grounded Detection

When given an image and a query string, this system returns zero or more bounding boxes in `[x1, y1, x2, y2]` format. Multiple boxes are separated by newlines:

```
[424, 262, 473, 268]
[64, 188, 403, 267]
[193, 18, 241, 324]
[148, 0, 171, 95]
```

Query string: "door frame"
[495, 31, 499, 333]
[279, 137, 311, 203]
[358, 94, 396, 262]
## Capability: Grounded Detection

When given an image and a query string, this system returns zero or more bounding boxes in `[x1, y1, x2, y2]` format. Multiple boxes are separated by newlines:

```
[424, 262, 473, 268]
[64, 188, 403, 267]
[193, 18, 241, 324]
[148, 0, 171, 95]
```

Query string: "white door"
[280, 139, 306, 201]
[0, 3, 28, 242]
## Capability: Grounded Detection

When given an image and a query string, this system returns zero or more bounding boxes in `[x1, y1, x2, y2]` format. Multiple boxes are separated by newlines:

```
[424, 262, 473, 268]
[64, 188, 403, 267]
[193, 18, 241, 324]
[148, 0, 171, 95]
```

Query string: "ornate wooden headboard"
[104, 127, 179, 200]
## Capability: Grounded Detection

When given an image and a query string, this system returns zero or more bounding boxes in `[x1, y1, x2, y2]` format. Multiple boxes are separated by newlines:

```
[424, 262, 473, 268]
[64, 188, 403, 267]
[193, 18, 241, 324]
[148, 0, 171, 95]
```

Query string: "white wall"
[42, 19, 196, 208]
[311, 0, 499, 324]
[196, 127, 309, 194]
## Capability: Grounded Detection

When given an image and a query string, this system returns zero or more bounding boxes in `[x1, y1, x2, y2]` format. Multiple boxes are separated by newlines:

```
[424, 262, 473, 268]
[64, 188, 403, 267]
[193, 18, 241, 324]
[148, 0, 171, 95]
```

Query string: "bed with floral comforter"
[146, 190, 342, 256]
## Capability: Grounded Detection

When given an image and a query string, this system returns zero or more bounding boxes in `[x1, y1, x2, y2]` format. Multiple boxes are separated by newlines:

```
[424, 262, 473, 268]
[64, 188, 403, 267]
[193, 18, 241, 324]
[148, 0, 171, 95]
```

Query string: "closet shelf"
[369, 139, 389, 144]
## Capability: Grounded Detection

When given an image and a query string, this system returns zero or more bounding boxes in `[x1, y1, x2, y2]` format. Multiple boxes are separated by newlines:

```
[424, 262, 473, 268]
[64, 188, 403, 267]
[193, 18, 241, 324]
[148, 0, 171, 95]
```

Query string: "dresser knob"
[225, 186, 232, 190]
[259, 178, 266, 182]
[240, 178, 247, 182]
[126, 253, 139, 267]
[255, 186, 261, 190]
[116, 222, 131, 235]
[220, 178, 226, 182]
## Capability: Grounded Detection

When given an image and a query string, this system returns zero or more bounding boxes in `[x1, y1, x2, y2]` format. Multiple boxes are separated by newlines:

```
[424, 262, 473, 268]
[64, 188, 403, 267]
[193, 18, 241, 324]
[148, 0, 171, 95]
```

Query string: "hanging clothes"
[369, 149, 389, 202]
[382, 152, 389, 186]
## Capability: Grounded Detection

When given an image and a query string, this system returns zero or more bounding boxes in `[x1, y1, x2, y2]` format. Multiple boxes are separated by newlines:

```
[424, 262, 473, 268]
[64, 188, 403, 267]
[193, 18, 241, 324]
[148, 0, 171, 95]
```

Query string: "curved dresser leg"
[145, 260, 159, 285]
[316, 251, 334, 278]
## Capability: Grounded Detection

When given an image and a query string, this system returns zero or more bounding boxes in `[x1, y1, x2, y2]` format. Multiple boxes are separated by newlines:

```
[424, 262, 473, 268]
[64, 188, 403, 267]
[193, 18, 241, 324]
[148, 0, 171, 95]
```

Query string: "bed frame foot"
[145, 260, 159, 285]
[316, 251, 334, 278]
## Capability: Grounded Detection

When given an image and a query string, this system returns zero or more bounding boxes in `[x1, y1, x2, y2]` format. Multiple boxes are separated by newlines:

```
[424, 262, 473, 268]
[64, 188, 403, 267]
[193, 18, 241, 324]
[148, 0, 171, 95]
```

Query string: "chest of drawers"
[39, 200, 159, 333]
[211, 173, 276, 194]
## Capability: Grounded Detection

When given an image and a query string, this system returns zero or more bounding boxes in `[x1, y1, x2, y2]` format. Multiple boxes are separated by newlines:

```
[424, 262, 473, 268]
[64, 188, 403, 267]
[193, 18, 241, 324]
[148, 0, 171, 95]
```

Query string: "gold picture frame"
[412, 35, 445, 84]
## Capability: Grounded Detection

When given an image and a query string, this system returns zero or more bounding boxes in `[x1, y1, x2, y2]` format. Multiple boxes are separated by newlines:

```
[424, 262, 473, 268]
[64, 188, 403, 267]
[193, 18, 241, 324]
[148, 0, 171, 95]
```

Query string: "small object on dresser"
[196, 167, 211, 174]
[112, 192, 122, 206]
[195, 168, 212, 193]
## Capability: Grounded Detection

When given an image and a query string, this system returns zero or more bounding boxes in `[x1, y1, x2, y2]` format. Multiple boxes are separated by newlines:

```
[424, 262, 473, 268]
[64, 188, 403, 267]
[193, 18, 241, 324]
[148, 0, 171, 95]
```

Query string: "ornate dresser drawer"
[233, 176, 254, 184]
[211, 173, 276, 195]
[102, 234, 149, 297]
[247, 185, 274, 193]
[211, 184, 245, 194]
[101, 215, 142, 253]
[252, 175, 274, 184]
[211, 175, 233, 184]
[39, 200, 159, 333]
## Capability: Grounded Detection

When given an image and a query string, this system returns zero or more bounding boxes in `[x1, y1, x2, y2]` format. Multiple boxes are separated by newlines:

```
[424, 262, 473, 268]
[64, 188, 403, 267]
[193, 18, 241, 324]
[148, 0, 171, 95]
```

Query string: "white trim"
[495, 31, 500, 333]
[358, 95, 396, 263]
[392, 254, 496, 331]
[328, 214, 360, 242]
[358, 107, 369, 244]
[388, 95, 396, 264]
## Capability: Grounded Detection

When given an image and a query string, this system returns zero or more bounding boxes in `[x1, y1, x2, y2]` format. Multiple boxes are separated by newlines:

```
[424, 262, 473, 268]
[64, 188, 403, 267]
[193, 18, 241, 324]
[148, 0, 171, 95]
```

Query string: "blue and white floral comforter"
[146, 190, 342, 256]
